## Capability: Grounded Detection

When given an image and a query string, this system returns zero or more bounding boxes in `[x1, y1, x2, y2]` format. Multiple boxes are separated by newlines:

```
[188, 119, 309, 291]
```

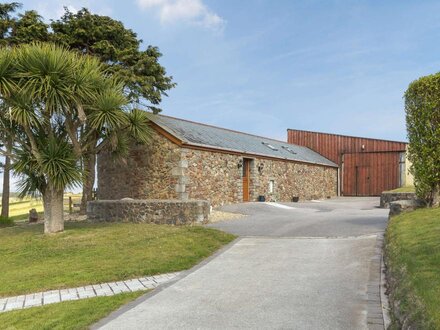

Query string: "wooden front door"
[242, 159, 251, 202]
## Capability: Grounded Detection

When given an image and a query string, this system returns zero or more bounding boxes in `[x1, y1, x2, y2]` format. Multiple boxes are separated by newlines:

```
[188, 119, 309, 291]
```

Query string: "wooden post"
[69, 196, 73, 214]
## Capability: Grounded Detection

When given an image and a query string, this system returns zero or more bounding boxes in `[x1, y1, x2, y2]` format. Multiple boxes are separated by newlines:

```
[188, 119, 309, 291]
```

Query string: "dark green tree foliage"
[404, 74, 440, 206]
[10, 10, 48, 44]
[0, 2, 20, 43]
[51, 8, 175, 112]
[0, 4, 175, 214]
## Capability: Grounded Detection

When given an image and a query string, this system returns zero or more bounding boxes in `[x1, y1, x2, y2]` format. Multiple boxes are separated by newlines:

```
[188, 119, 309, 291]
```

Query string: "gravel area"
[208, 210, 246, 223]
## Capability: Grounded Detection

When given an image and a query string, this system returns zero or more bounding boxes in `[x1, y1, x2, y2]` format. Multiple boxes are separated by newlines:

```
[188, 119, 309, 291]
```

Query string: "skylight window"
[282, 145, 297, 154]
[262, 142, 278, 151]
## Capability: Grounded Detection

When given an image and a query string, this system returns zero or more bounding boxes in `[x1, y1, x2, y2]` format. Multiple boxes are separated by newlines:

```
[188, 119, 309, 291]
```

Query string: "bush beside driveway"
[385, 207, 440, 329]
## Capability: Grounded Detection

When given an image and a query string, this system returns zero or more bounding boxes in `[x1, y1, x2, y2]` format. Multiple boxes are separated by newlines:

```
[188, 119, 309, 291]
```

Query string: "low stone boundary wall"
[380, 192, 417, 208]
[87, 199, 210, 225]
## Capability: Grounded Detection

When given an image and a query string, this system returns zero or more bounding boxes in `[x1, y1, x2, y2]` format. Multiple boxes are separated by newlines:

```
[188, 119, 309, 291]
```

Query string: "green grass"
[384, 186, 415, 193]
[9, 212, 44, 222]
[0, 216, 14, 227]
[0, 194, 81, 221]
[385, 207, 440, 329]
[0, 291, 144, 330]
[0, 222, 235, 297]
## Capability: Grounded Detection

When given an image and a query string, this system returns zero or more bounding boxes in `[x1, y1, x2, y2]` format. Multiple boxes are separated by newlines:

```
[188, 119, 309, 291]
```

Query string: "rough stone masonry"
[98, 130, 337, 207]
[87, 199, 210, 224]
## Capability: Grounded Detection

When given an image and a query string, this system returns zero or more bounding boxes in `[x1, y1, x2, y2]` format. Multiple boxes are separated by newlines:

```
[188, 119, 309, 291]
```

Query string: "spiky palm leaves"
[0, 43, 133, 233]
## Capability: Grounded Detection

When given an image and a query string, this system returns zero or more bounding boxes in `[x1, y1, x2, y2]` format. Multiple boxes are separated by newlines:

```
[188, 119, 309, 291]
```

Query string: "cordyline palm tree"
[0, 43, 131, 233]
[79, 87, 152, 214]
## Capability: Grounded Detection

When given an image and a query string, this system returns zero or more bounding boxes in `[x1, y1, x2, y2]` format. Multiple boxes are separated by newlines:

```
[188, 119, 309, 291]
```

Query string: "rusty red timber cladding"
[287, 129, 407, 196]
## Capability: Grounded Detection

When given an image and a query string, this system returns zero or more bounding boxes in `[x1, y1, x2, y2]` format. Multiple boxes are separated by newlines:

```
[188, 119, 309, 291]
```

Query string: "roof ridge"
[156, 114, 304, 148]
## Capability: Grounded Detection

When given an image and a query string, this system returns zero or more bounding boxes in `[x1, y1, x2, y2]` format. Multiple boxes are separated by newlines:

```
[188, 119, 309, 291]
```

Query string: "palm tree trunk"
[44, 182, 64, 233]
[1, 138, 12, 218]
[80, 153, 96, 214]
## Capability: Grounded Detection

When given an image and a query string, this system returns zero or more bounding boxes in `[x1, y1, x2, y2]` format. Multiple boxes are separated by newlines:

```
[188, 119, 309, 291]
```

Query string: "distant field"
[0, 194, 82, 221]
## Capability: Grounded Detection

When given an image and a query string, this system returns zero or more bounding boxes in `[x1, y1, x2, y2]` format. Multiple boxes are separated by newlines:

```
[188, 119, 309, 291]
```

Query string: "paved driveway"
[94, 197, 388, 330]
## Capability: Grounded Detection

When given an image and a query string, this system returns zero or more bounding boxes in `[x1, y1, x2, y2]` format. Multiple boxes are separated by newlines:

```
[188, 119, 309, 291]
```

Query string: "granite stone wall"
[87, 199, 210, 224]
[97, 132, 181, 200]
[251, 158, 337, 202]
[97, 130, 338, 207]
[380, 192, 417, 208]
[183, 148, 337, 206]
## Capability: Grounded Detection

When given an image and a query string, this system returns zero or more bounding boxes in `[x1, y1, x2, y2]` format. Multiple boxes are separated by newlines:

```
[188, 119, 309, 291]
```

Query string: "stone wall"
[98, 129, 338, 207]
[183, 149, 243, 206]
[251, 158, 337, 202]
[97, 132, 181, 200]
[183, 148, 337, 206]
[380, 192, 417, 208]
[87, 199, 210, 224]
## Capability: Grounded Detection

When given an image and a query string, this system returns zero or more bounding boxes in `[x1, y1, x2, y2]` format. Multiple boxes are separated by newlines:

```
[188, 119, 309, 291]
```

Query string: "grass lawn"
[0, 291, 144, 330]
[385, 207, 440, 329]
[384, 186, 415, 193]
[1, 194, 81, 221]
[0, 222, 235, 297]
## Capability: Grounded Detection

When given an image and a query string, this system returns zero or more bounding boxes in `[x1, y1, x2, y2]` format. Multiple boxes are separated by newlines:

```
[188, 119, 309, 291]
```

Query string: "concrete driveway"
[94, 197, 388, 330]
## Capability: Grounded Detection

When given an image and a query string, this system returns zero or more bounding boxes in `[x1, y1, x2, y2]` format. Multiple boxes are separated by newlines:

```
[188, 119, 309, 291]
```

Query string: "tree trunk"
[44, 183, 64, 234]
[80, 153, 96, 215]
[1, 138, 12, 218]
[432, 185, 440, 207]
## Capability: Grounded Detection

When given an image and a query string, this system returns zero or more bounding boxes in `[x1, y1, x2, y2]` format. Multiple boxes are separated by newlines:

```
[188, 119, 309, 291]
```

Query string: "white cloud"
[136, 0, 225, 32]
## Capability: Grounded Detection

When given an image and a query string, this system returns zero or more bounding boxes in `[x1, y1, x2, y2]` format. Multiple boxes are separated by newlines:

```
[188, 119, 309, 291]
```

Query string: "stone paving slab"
[0, 272, 180, 313]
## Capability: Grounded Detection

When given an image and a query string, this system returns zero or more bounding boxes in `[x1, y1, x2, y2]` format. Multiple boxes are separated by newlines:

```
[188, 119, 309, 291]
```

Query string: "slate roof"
[150, 115, 337, 168]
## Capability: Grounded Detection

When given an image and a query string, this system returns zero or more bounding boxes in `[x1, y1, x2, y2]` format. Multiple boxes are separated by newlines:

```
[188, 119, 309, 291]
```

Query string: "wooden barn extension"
[287, 129, 408, 196]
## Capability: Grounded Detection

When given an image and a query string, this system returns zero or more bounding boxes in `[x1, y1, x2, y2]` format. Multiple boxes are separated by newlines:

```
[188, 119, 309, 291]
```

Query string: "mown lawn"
[0, 291, 144, 330]
[0, 222, 235, 297]
[384, 186, 415, 193]
[1, 194, 81, 221]
[385, 207, 440, 329]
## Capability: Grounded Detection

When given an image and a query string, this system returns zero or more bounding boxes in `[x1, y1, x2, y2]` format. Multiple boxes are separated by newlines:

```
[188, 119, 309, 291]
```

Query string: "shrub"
[404, 74, 440, 206]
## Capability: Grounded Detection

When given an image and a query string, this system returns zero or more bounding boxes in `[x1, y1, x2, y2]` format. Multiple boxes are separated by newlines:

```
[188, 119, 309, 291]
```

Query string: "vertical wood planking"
[287, 129, 407, 196]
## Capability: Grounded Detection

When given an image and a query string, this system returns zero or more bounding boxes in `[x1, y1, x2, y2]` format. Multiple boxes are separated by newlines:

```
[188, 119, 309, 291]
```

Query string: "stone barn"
[97, 115, 338, 207]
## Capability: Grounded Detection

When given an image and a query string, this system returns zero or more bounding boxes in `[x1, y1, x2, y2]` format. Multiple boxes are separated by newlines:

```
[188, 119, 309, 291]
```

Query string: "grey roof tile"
[151, 115, 337, 168]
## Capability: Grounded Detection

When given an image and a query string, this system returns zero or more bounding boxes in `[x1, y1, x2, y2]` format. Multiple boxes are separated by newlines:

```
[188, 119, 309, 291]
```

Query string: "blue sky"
[3, 0, 440, 192]
[19, 0, 440, 142]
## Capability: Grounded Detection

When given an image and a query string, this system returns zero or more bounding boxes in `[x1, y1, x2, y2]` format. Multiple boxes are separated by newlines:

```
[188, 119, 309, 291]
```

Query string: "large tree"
[51, 8, 175, 112]
[0, 2, 20, 217]
[405, 73, 440, 207]
[0, 4, 175, 213]
[0, 2, 20, 45]
[0, 3, 49, 217]
[51, 8, 174, 212]
[0, 107, 16, 218]
[0, 43, 129, 233]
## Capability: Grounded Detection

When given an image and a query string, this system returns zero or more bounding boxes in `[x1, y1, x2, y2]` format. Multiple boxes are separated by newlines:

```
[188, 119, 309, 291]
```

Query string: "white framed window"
[269, 180, 275, 193]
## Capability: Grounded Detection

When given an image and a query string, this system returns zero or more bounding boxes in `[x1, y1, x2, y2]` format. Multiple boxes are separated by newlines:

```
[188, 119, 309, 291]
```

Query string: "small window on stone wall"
[269, 180, 275, 193]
